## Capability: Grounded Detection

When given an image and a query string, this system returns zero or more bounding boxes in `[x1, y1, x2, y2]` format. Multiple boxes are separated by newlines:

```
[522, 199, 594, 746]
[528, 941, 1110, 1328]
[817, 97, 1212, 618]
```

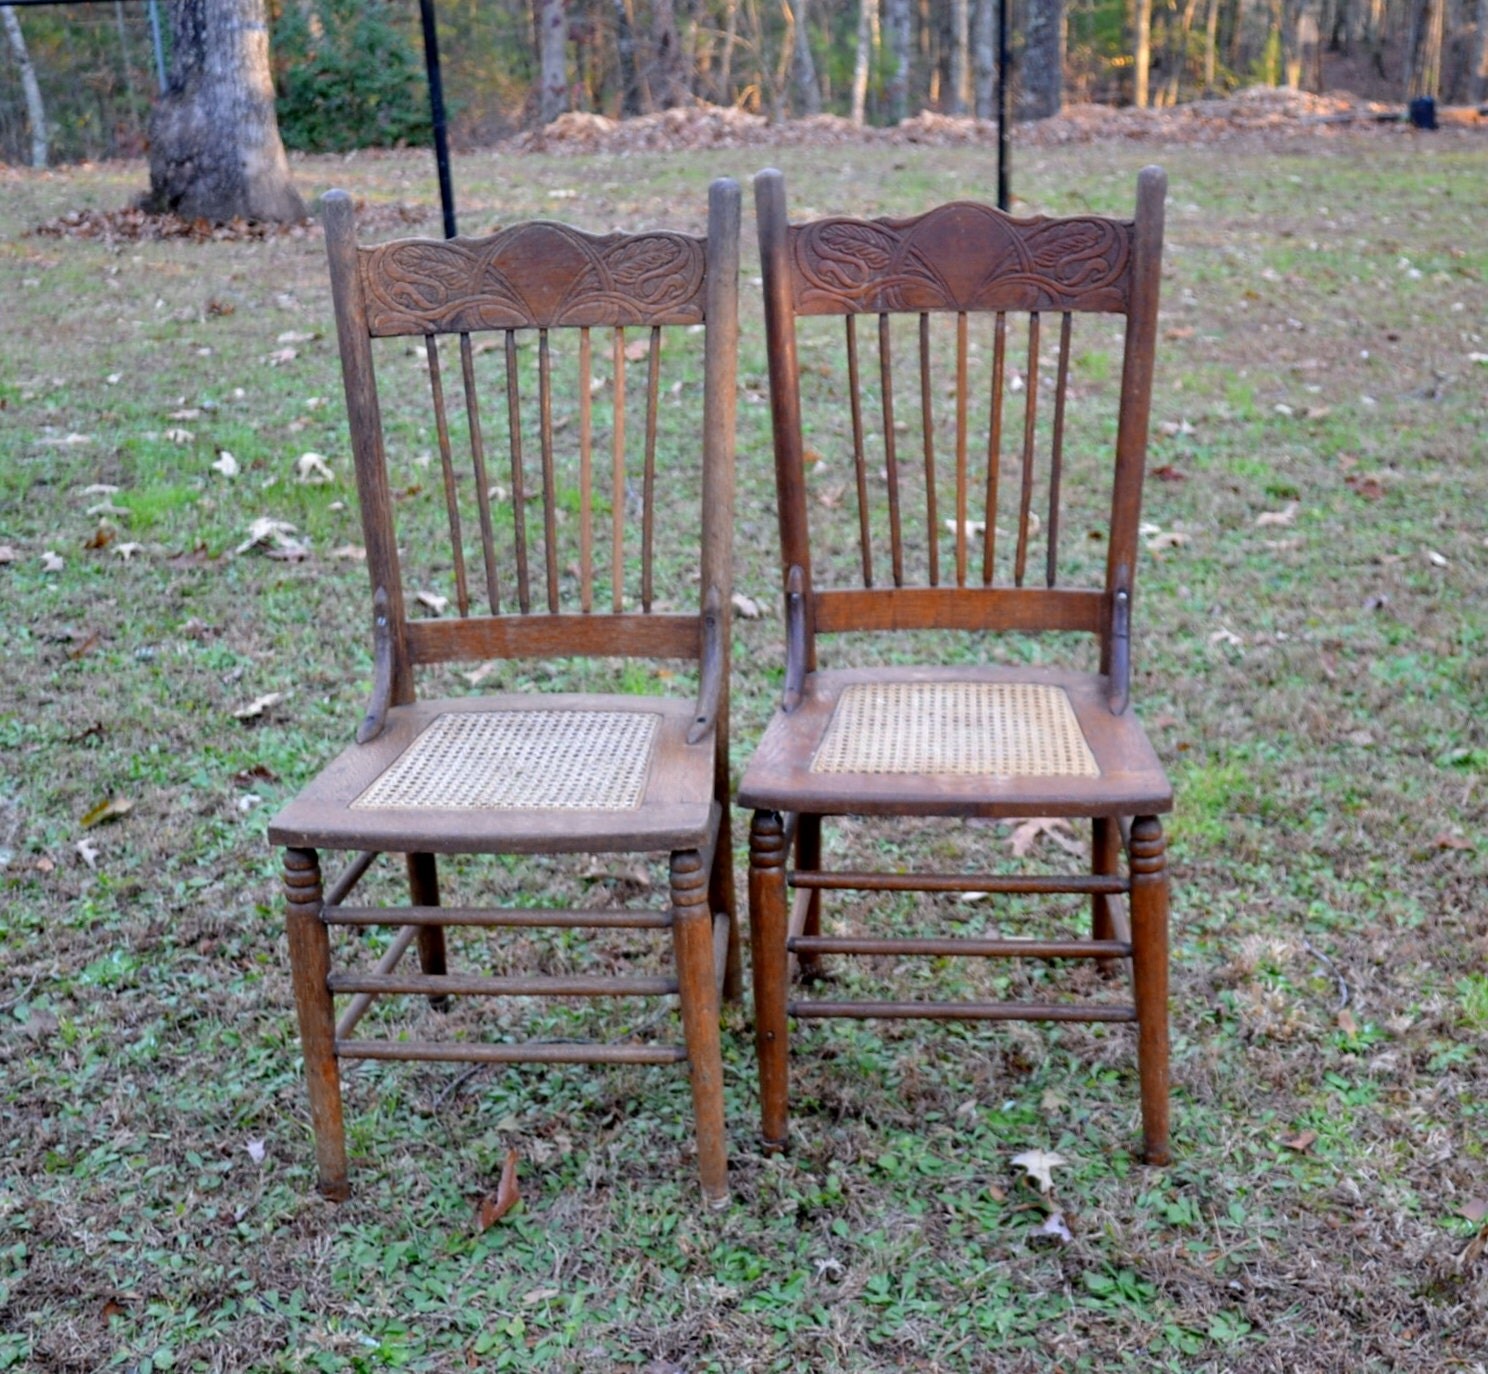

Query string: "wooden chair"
[740, 166, 1173, 1164]
[269, 179, 742, 1206]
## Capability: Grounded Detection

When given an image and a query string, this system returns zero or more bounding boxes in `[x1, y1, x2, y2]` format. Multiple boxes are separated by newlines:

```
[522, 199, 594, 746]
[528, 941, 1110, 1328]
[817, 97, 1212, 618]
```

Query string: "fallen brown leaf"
[1283, 1129, 1318, 1152]
[1008, 817, 1085, 859]
[80, 796, 134, 828]
[476, 1148, 522, 1231]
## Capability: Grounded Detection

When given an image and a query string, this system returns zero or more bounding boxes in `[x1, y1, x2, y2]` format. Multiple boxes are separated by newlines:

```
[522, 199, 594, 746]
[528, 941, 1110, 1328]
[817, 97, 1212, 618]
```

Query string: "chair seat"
[270, 693, 717, 856]
[737, 665, 1172, 819]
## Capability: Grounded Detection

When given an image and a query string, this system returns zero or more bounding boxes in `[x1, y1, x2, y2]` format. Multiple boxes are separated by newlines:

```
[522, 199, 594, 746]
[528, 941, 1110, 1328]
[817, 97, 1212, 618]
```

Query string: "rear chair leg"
[1128, 816, 1171, 1166]
[671, 848, 729, 1208]
[749, 810, 790, 1154]
[795, 812, 824, 981]
[284, 847, 350, 1201]
[1091, 816, 1121, 979]
[406, 851, 448, 1011]
[709, 808, 743, 1003]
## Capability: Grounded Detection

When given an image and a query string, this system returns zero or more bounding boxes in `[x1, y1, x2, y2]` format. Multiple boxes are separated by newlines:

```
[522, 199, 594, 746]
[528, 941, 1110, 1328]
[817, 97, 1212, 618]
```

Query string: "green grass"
[3, 129, 1488, 1371]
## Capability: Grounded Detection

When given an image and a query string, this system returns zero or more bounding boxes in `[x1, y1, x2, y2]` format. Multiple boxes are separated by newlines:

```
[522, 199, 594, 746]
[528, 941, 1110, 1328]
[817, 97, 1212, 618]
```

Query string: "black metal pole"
[418, 0, 457, 239]
[997, 0, 1010, 211]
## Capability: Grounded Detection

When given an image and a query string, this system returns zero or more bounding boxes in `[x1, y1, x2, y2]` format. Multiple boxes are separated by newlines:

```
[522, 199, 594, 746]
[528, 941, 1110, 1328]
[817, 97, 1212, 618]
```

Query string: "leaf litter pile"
[2, 128, 1487, 1371]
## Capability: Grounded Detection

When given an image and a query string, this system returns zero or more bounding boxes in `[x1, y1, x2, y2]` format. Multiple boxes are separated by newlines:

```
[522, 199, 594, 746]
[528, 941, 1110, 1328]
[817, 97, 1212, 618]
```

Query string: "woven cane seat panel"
[351, 710, 659, 811]
[810, 681, 1099, 778]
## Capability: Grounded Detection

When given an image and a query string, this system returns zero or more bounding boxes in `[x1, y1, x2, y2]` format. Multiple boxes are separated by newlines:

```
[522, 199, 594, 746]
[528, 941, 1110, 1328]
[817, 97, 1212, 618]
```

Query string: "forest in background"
[1, 0, 1485, 167]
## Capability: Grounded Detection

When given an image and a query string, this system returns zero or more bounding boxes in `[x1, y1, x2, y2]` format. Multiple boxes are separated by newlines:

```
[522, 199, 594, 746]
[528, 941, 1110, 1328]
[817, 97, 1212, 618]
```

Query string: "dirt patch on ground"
[507, 86, 1484, 156]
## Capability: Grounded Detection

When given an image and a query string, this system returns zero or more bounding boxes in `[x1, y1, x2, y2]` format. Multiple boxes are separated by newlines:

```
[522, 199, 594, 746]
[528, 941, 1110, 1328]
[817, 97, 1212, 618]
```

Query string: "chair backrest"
[323, 178, 741, 713]
[755, 166, 1165, 711]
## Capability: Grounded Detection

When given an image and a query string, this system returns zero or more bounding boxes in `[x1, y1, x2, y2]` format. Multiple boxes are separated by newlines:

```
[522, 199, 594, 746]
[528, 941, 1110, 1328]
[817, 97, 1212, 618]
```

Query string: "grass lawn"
[2, 127, 1487, 1372]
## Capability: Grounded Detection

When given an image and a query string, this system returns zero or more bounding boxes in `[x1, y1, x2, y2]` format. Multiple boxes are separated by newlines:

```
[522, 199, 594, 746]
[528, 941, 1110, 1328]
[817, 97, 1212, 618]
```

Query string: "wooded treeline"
[2, 0, 1485, 166]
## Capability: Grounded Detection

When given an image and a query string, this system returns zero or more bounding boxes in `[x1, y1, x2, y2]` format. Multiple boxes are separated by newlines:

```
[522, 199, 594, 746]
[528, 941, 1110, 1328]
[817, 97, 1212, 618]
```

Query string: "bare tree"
[143, 0, 304, 222]
[1133, 0, 1153, 106]
[973, 0, 996, 117]
[1, 5, 47, 168]
[886, 0, 912, 118]
[1473, 0, 1488, 102]
[650, 0, 688, 107]
[786, 0, 823, 113]
[1405, 0, 1444, 96]
[540, 0, 568, 123]
[1021, 0, 1064, 117]
[852, 0, 880, 123]
[948, 0, 970, 111]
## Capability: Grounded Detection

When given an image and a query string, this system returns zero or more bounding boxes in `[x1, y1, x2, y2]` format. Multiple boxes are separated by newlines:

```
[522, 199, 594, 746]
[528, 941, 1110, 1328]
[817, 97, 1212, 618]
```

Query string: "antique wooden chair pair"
[271, 165, 1171, 1207]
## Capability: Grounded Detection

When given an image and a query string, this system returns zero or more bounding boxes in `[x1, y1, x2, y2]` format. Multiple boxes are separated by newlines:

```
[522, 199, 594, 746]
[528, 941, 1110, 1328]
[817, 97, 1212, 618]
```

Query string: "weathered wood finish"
[272, 182, 743, 1206]
[743, 168, 1173, 1166]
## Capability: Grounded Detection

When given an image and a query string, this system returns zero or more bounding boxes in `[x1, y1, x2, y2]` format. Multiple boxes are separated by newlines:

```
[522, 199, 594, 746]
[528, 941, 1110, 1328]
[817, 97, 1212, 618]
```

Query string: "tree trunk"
[949, 0, 970, 111]
[539, 0, 568, 123]
[886, 0, 912, 118]
[787, 0, 823, 113]
[143, 0, 305, 222]
[852, 0, 880, 123]
[718, 0, 740, 103]
[1472, 0, 1488, 101]
[613, 0, 643, 114]
[2, 5, 47, 168]
[1133, 0, 1153, 105]
[1022, 0, 1064, 117]
[1203, 0, 1220, 88]
[973, 0, 996, 116]
[650, 0, 687, 108]
[1406, 0, 1444, 95]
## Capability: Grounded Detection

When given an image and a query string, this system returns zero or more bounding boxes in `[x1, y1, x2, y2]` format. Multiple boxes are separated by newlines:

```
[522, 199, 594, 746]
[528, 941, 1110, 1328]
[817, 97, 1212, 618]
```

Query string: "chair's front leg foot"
[284, 847, 350, 1201]
[672, 848, 729, 1208]
[749, 809, 790, 1154]
[1129, 815, 1171, 1166]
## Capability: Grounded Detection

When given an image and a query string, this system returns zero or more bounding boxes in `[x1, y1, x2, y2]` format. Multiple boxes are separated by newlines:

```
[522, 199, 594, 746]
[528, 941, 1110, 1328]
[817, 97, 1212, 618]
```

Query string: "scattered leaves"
[1037, 1210, 1074, 1243]
[476, 1148, 522, 1230]
[1008, 817, 1084, 859]
[1283, 1129, 1319, 1153]
[164, 427, 195, 445]
[296, 452, 335, 484]
[235, 517, 307, 559]
[1255, 502, 1299, 528]
[41, 550, 65, 573]
[731, 592, 762, 619]
[416, 590, 449, 616]
[35, 207, 314, 242]
[233, 691, 290, 721]
[1461, 1199, 1488, 1224]
[1011, 1149, 1067, 1194]
[80, 797, 133, 829]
